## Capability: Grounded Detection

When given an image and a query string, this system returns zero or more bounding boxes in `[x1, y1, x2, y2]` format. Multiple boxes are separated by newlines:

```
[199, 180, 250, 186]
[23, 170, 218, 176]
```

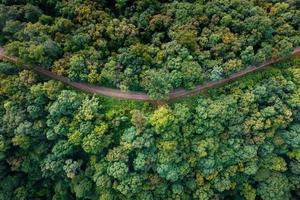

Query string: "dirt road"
[1, 46, 300, 101]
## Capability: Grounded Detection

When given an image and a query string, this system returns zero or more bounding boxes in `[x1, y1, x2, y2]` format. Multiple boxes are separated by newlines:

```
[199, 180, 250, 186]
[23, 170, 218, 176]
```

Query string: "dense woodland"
[1, 0, 300, 200]
[0, 0, 299, 98]
[1, 57, 300, 199]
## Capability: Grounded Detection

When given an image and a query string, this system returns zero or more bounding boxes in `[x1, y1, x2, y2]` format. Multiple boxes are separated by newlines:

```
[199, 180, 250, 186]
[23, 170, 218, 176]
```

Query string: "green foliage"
[0, 62, 18, 75]
[0, 1, 300, 199]
[107, 161, 128, 180]
[82, 123, 111, 154]
[150, 106, 174, 133]
[141, 69, 173, 99]
[0, 0, 299, 98]
[72, 176, 93, 199]
[48, 90, 82, 118]
[257, 173, 290, 200]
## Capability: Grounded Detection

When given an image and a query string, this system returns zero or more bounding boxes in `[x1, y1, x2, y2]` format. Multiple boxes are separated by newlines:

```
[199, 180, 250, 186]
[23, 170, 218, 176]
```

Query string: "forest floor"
[1, 46, 300, 101]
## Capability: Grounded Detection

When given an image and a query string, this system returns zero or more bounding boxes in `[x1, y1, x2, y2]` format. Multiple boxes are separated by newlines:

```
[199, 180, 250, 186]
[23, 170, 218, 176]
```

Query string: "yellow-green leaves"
[150, 106, 174, 133]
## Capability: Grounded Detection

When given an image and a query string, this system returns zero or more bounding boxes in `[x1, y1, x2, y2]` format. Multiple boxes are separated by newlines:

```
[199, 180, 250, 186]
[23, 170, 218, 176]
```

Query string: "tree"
[71, 176, 94, 199]
[43, 40, 62, 59]
[107, 161, 128, 180]
[150, 106, 175, 133]
[0, 62, 18, 75]
[0, 1, 300, 200]
[141, 69, 173, 99]
[48, 90, 82, 118]
[23, 4, 42, 22]
[82, 123, 111, 155]
[65, 33, 91, 52]
[257, 173, 291, 200]
[3, 20, 23, 40]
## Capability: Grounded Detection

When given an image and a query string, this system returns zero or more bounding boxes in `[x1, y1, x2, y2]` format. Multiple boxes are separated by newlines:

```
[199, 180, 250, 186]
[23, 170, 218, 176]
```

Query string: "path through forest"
[1, 46, 300, 101]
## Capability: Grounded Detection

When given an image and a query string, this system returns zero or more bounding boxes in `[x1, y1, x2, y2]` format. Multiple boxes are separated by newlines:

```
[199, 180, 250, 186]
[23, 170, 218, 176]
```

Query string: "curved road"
[1, 47, 300, 101]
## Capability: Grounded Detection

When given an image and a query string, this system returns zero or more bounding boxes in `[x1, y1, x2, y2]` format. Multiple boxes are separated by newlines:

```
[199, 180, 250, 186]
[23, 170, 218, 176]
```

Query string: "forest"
[1, 55, 300, 200]
[1, 0, 300, 200]
[0, 0, 299, 98]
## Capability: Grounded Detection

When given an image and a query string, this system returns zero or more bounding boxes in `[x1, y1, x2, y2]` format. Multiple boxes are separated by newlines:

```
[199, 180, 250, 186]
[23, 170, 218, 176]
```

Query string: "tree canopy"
[1, 0, 300, 199]
[1, 56, 300, 199]
[0, 0, 299, 98]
